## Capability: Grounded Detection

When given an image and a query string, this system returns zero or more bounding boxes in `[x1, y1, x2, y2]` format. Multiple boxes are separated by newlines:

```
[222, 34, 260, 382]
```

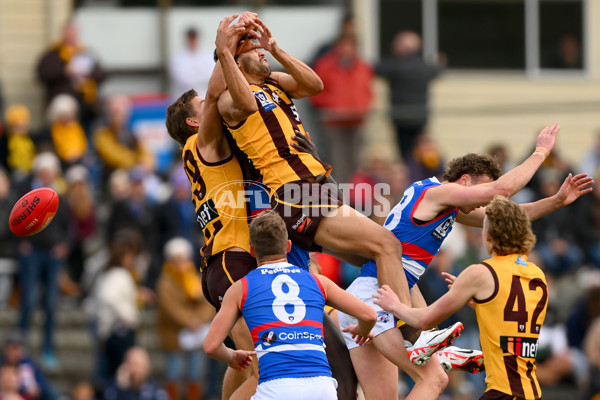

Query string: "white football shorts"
[338, 276, 397, 350]
[251, 376, 337, 400]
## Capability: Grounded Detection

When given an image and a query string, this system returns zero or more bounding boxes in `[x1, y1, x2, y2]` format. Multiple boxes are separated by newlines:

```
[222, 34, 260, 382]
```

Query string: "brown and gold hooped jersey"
[182, 134, 250, 259]
[226, 77, 332, 193]
[474, 254, 548, 399]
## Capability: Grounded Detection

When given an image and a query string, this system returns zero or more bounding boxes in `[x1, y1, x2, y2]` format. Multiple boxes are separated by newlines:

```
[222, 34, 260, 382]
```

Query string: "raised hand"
[341, 325, 374, 346]
[215, 14, 246, 56]
[555, 173, 594, 206]
[441, 272, 457, 291]
[535, 121, 560, 154]
[250, 18, 277, 53]
[372, 284, 401, 313]
[228, 349, 255, 371]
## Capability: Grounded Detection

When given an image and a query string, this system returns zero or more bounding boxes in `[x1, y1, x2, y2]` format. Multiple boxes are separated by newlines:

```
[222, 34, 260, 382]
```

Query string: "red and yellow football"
[9, 188, 59, 237]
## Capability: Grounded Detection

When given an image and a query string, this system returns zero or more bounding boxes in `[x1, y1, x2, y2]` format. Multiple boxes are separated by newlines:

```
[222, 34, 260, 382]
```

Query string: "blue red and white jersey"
[359, 177, 458, 288]
[240, 262, 330, 383]
[246, 179, 310, 270]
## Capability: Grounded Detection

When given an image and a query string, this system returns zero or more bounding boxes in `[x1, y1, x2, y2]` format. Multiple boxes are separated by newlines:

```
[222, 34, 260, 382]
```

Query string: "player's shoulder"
[183, 133, 198, 152]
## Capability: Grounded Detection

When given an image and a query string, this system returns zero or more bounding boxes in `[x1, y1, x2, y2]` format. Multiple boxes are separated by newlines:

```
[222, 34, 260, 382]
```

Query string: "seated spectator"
[64, 165, 97, 298]
[0, 365, 26, 400]
[157, 238, 214, 400]
[0, 333, 55, 400]
[92, 229, 143, 380]
[535, 285, 584, 388]
[106, 167, 160, 287]
[0, 169, 17, 308]
[583, 316, 600, 398]
[104, 347, 167, 400]
[580, 130, 600, 179]
[45, 94, 88, 167]
[93, 96, 153, 186]
[531, 168, 584, 277]
[3, 105, 35, 183]
[155, 168, 201, 264]
[69, 381, 95, 400]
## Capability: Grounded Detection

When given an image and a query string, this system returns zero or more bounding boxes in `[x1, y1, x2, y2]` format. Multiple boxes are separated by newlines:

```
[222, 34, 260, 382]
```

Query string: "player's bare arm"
[216, 16, 259, 127]
[419, 122, 561, 220]
[456, 172, 594, 227]
[251, 18, 323, 98]
[373, 263, 494, 330]
[316, 275, 376, 344]
[203, 281, 256, 370]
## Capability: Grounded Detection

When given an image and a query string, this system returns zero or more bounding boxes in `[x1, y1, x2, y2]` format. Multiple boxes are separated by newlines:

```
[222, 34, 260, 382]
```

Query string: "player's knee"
[426, 364, 449, 394]
[373, 229, 402, 256]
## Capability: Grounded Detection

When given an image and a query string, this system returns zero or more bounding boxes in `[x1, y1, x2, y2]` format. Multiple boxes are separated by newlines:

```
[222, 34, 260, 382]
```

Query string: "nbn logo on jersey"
[196, 199, 219, 229]
[500, 336, 538, 359]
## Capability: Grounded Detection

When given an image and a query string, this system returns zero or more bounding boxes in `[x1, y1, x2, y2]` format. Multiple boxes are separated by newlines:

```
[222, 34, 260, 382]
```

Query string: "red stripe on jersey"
[310, 273, 327, 302]
[251, 208, 269, 219]
[250, 320, 323, 343]
[401, 242, 435, 264]
[240, 278, 248, 312]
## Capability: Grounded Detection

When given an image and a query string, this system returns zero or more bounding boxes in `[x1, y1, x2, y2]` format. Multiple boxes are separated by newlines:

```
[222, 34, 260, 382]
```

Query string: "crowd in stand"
[0, 14, 599, 400]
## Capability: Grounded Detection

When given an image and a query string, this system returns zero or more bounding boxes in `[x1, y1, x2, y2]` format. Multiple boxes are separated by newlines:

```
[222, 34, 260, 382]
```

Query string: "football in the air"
[9, 188, 59, 237]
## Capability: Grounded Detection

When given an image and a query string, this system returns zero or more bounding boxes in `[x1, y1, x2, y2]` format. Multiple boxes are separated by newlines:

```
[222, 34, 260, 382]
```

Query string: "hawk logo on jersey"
[432, 216, 454, 241]
[254, 91, 276, 111]
[500, 336, 538, 359]
[271, 88, 282, 104]
[261, 331, 278, 346]
[196, 199, 219, 229]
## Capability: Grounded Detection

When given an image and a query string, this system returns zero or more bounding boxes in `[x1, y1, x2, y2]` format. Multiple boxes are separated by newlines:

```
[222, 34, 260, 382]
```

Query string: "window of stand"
[539, 0, 584, 70]
[377, 0, 586, 74]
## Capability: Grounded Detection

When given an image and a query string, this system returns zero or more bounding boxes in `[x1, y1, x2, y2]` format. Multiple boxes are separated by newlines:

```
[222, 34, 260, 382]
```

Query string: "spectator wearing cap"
[93, 96, 153, 187]
[16, 152, 70, 371]
[168, 27, 214, 100]
[0, 333, 56, 400]
[157, 238, 214, 400]
[2, 105, 36, 182]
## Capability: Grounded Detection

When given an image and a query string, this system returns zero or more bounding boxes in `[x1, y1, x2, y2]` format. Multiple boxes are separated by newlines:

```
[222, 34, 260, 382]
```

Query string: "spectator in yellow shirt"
[93, 95, 153, 184]
[47, 94, 88, 166]
[3, 105, 35, 182]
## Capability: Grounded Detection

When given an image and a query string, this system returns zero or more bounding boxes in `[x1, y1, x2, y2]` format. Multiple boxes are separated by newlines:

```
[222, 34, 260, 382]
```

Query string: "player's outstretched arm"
[456, 172, 594, 228]
[520, 172, 594, 221]
[434, 123, 561, 215]
[216, 15, 259, 127]
[316, 275, 376, 344]
[373, 264, 492, 330]
[203, 282, 256, 370]
[250, 18, 323, 98]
